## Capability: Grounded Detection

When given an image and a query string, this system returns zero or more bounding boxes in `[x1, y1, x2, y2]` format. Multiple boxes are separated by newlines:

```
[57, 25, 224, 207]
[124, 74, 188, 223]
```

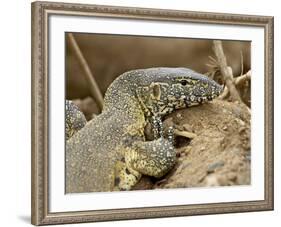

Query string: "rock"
[204, 175, 220, 187]
[207, 161, 225, 173]
[227, 172, 237, 181]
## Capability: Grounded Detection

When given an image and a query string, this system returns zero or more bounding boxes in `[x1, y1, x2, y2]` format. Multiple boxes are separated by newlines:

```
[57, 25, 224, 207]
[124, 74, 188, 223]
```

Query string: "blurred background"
[65, 33, 251, 117]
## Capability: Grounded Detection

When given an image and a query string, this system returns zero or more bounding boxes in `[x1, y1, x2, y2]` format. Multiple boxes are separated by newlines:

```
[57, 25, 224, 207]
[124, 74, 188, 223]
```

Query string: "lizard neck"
[103, 91, 147, 129]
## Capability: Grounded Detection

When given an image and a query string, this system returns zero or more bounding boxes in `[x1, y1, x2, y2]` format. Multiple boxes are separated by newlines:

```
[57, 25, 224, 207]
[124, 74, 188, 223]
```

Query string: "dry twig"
[235, 70, 251, 86]
[218, 70, 251, 100]
[68, 33, 104, 113]
[240, 51, 244, 76]
[213, 40, 242, 102]
[174, 129, 197, 139]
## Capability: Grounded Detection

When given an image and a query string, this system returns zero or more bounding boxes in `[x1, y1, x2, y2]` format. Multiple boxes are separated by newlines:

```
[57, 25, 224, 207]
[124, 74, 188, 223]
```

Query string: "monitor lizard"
[66, 67, 223, 193]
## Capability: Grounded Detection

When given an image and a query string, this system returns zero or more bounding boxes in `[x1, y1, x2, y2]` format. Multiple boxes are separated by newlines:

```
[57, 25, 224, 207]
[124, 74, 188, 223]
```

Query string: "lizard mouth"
[184, 94, 218, 107]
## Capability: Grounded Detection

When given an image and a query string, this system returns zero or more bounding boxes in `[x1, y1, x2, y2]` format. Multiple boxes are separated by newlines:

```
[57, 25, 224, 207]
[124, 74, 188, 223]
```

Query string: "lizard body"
[66, 67, 222, 193]
[65, 100, 87, 140]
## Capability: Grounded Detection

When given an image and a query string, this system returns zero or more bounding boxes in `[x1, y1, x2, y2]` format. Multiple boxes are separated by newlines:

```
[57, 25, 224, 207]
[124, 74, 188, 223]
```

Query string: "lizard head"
[136, 67, 223, 117]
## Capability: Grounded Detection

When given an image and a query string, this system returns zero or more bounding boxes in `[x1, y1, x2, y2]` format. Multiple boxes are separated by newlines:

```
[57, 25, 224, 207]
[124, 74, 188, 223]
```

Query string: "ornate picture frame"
[31, 1, 273, 225]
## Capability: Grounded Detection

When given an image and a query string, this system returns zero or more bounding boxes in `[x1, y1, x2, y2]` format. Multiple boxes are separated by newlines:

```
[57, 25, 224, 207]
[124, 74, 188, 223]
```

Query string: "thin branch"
[67, 33, 104, 112]
[208, 55, 218, 65]
[174, 129, 197, 139]
[218, 87, 229, 100]
[240, 51, 244, 76]
[235, 70, 251, 86]
[219, 70, 251, 100]
[213, 40, 242, 102]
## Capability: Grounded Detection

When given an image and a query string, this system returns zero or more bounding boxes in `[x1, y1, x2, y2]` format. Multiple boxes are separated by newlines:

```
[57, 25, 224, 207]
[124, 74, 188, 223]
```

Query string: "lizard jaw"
[184, 93, 220, 107]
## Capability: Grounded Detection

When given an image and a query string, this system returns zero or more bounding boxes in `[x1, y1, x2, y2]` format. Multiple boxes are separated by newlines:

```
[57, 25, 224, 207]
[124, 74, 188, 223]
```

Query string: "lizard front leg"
[167, 126, 175, 145]
[150, 115, 164, 139]
[114, 137, 176, 190]
[149, 116, 175, 146]
[127, 137, 176, 178]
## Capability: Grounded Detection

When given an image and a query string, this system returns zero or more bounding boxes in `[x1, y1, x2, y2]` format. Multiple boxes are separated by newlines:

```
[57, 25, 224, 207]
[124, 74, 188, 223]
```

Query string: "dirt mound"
[133, 99, 251, 190]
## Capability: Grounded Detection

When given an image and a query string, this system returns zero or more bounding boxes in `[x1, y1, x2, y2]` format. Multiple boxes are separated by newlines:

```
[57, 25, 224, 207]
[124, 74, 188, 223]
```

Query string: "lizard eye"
[180, 80, 188, 86]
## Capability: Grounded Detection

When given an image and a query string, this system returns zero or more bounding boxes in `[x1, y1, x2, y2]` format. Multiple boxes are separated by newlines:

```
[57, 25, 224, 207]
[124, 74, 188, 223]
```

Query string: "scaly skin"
[65, 100, 87, 140]
[66, 67, 223, 193]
